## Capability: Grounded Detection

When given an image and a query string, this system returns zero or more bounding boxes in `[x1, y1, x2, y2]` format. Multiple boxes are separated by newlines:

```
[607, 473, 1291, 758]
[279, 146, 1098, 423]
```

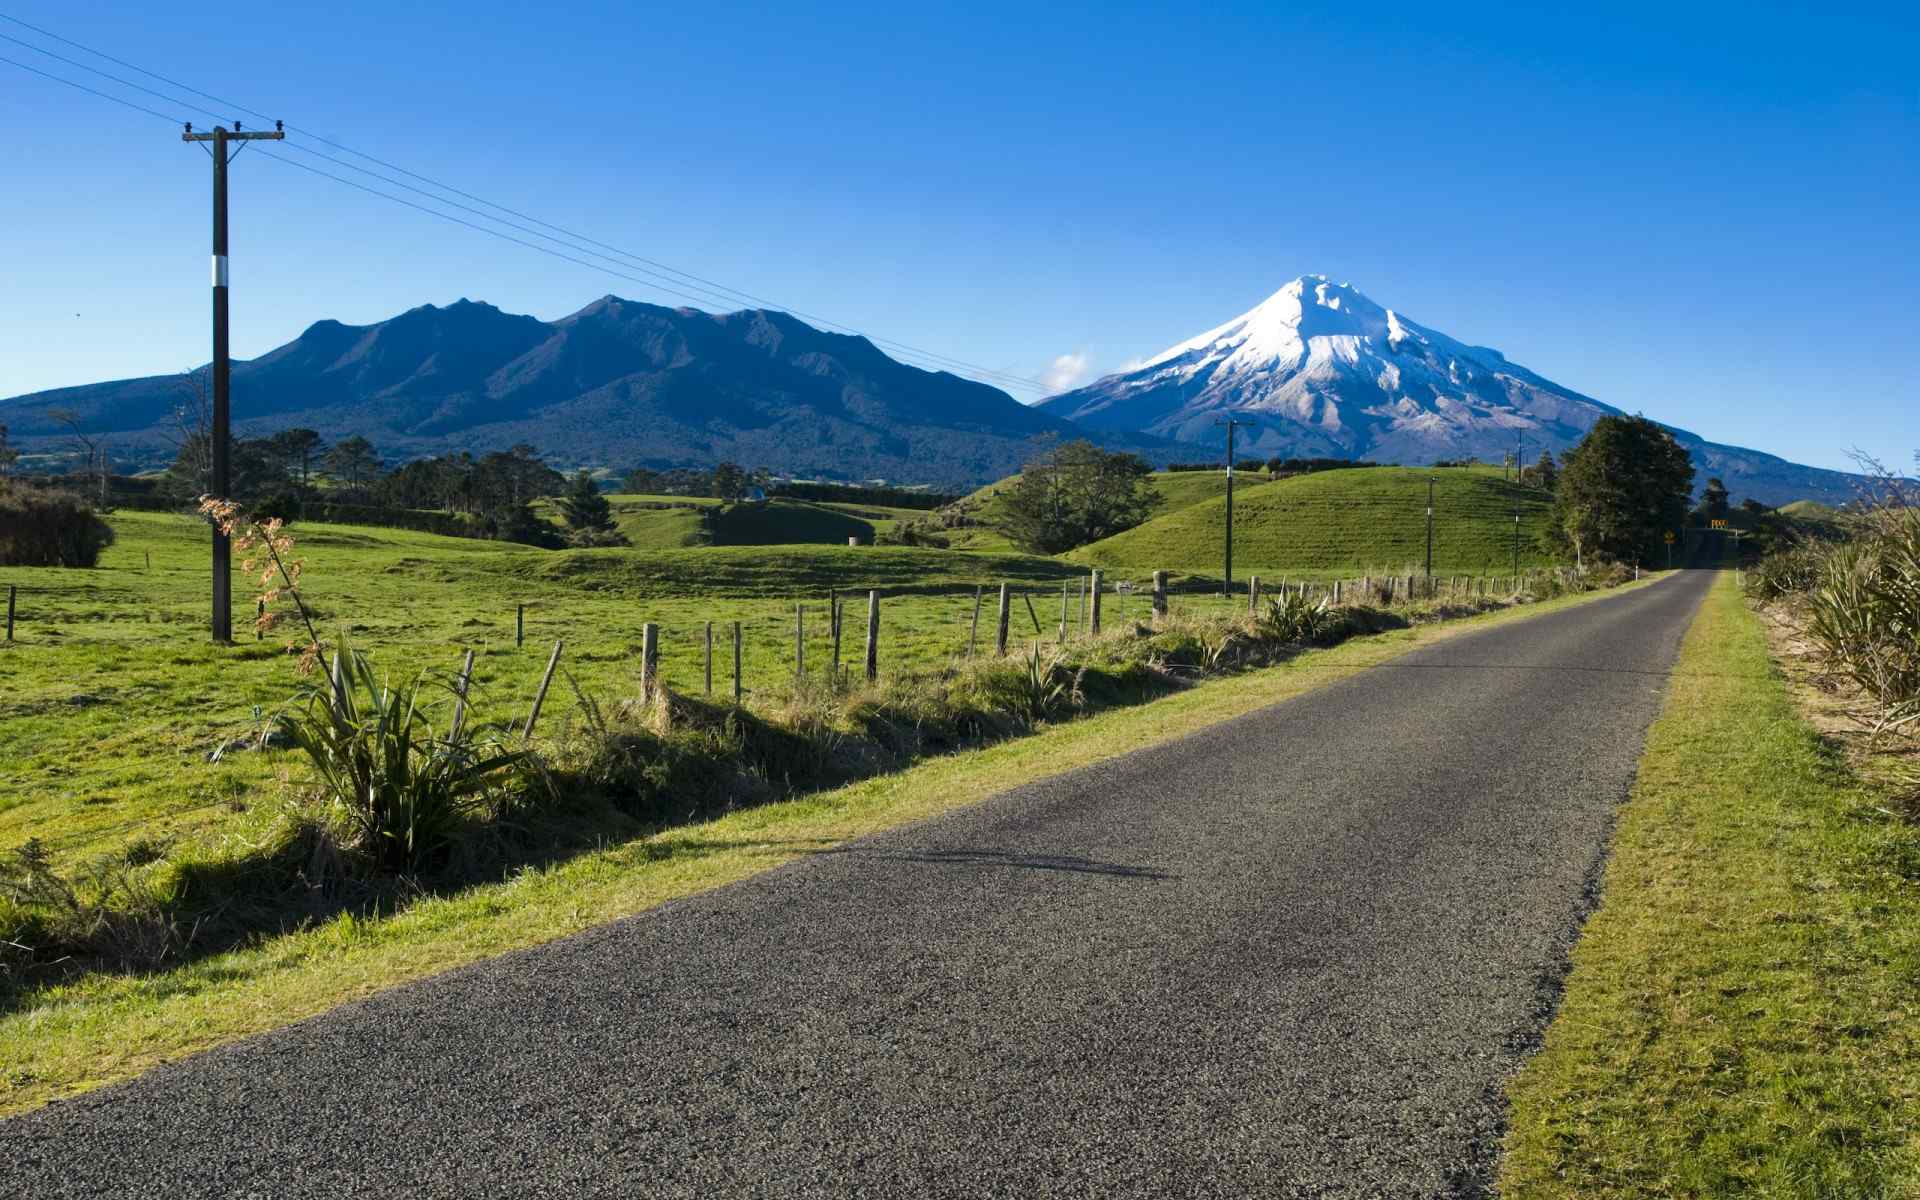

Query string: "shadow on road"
[873, 847, 1176, 879]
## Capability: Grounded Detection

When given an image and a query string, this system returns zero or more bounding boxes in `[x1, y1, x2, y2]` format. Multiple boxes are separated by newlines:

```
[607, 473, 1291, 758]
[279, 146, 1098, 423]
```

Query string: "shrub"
[277, 648, 534, 872]
[876, 520, 951, 549]
[0, 839, 181, 984]
[1259, 591, 1341, 644]
[1802, 513, 1920, 709]
[963, 645, 1084, 725]
[0, 484, 116, 566]
[565, 526, 631, 549]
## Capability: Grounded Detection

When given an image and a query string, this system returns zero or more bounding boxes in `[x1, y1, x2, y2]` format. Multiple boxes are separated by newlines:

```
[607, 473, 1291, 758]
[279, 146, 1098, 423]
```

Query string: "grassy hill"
[1069, 466, 1560, 577]
[943, 468, 1284, 555]
[552, 496, 941, 551]
[707, 500, 872, 547]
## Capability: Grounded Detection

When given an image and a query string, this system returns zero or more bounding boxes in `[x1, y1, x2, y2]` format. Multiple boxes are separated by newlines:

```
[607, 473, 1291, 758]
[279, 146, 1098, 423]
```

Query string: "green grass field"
[707, 499, 874, 546]
[557, 495, 946, 550]
[1500, 574, 1920, 1195]
[0, 511, 1252, 878]
[1070, 466, 1559, 578]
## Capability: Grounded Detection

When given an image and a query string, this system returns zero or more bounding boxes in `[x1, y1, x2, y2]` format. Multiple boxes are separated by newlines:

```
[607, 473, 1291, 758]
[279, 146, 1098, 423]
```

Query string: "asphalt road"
[7, 569, 1715, 1198]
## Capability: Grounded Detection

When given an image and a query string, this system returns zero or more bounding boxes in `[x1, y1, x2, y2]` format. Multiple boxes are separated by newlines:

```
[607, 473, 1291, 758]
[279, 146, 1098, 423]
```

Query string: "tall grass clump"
[0, 483, 115, 566]
[0, 840, 178, 974]
[1749, 499, 1920, 726]
[1804, 511, 1920, 713]
[277, 647, 534, 872]
[1745, 542, 1827, 602]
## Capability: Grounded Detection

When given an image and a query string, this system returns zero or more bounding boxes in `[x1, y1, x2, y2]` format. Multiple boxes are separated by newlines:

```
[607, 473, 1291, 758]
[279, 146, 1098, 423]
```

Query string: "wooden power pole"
[1215, 416, 1242, 596]
[182, 120, 283, 642]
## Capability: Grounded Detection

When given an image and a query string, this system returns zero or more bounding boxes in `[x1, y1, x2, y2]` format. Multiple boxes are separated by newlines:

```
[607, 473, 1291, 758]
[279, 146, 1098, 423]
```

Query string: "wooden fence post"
[516, 603, 524, 648]
[1151, 570, 1167, 623]
[641, 623, 659, 702]
[1332, 579, 1343, 604]
[524, 640, 564, 742]
[5, 584, 13, 641]
[732, 621, 743, 703]
[848, 536, 858, 546]
[832, 597, 843, 679]
[450, 649, 475, 740]
[968, 585, 982, 658]
[864, 591, 880, 682]
[1059, 582, 1070, 642]
[1090, 569, 1103, 634]
[1248, 574, 1259, 614]
[704, 621, 714, 696]
[996, 583, 1011, 657]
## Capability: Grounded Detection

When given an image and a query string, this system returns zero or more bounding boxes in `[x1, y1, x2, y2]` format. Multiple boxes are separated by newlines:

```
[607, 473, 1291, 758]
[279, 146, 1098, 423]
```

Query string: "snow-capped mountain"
[1038, 276, 1859, 505]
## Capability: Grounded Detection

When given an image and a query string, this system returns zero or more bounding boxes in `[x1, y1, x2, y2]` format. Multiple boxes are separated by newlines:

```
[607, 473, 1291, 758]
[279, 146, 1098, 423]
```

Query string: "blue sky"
[1, 0, 1914, 475]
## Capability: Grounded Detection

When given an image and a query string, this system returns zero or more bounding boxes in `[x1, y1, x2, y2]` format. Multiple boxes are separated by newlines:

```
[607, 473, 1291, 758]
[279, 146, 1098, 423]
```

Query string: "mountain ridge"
[0, 297, 1175, 489]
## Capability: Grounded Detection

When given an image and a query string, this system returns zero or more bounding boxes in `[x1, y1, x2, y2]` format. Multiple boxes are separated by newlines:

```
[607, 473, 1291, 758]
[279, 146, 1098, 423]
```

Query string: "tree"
[622, 466, 662, 495]
[1547, 415, 1694, 567]
[558, 469, 615, 532]
[323, 436, 381, 498]
[47, 408, 108, 507]
[1265, 455, 1287, 478]
[483, 499, 565, 549]
[999, 440, 1159, 554]
[712, 461, 748, 503]
[1530, 450, 1557, 491]
[269, 428, 326, 490]
[0, 423, 18, 478]
[1701, 476, 1730, 519]
[481, 444, 559, 507]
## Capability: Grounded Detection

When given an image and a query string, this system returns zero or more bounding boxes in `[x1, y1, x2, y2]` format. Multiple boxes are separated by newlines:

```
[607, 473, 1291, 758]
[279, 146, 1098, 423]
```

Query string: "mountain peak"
[1140, 276, 1393, 375]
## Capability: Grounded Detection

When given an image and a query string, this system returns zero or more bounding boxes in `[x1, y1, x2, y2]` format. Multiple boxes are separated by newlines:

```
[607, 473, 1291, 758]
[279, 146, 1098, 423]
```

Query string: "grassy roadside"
[1500, 573, 1920, 1196]
[0, 575, 1658, 1119]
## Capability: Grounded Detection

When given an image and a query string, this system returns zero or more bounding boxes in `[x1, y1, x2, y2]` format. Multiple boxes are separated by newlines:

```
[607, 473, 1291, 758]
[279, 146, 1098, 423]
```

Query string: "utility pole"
[1424, 476, 1435, 582]
[182, 120, 284, 642]
[1513, 503, 1521, 577]
[1214, 417, 1241, 596]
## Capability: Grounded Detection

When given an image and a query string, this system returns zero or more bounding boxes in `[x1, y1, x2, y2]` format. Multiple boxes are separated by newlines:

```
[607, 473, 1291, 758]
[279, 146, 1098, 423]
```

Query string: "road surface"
[6, 569, 1714, 1198]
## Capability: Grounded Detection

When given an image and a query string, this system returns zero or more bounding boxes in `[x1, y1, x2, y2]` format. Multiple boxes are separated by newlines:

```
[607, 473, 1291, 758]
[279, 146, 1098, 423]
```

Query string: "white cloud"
[1042, 351, 1091, 392]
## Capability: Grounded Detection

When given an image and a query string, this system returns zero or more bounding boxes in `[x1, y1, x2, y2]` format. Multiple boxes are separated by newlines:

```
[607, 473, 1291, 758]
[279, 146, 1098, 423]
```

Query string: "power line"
[0, 12, 1053, 393]
[0, 29, 227, 124]
[0, 50, 182, 123]
[254, 150, 761, 313]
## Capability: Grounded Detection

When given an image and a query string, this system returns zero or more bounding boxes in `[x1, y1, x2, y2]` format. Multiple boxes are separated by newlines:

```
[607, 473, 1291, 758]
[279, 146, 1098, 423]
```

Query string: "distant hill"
[0, 297, 1176, 490]
[1067, 466, 1559, 577]
[1038, 276, 1868, 507]
[941, 467, 1287, 554]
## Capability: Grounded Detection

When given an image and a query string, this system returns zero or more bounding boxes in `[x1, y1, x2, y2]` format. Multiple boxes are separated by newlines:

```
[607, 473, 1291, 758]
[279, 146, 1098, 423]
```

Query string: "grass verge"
[1499, 573, 1920, 1196]
[0, 576, 1656, 1118]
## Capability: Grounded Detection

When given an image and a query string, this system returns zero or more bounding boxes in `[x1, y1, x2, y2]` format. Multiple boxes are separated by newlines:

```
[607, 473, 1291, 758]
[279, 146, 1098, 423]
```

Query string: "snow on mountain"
[1038, 275, 1861, 505]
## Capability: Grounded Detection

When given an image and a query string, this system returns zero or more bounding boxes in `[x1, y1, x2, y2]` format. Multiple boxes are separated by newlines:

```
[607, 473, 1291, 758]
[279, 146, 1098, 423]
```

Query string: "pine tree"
[558, 469, 615, 532]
